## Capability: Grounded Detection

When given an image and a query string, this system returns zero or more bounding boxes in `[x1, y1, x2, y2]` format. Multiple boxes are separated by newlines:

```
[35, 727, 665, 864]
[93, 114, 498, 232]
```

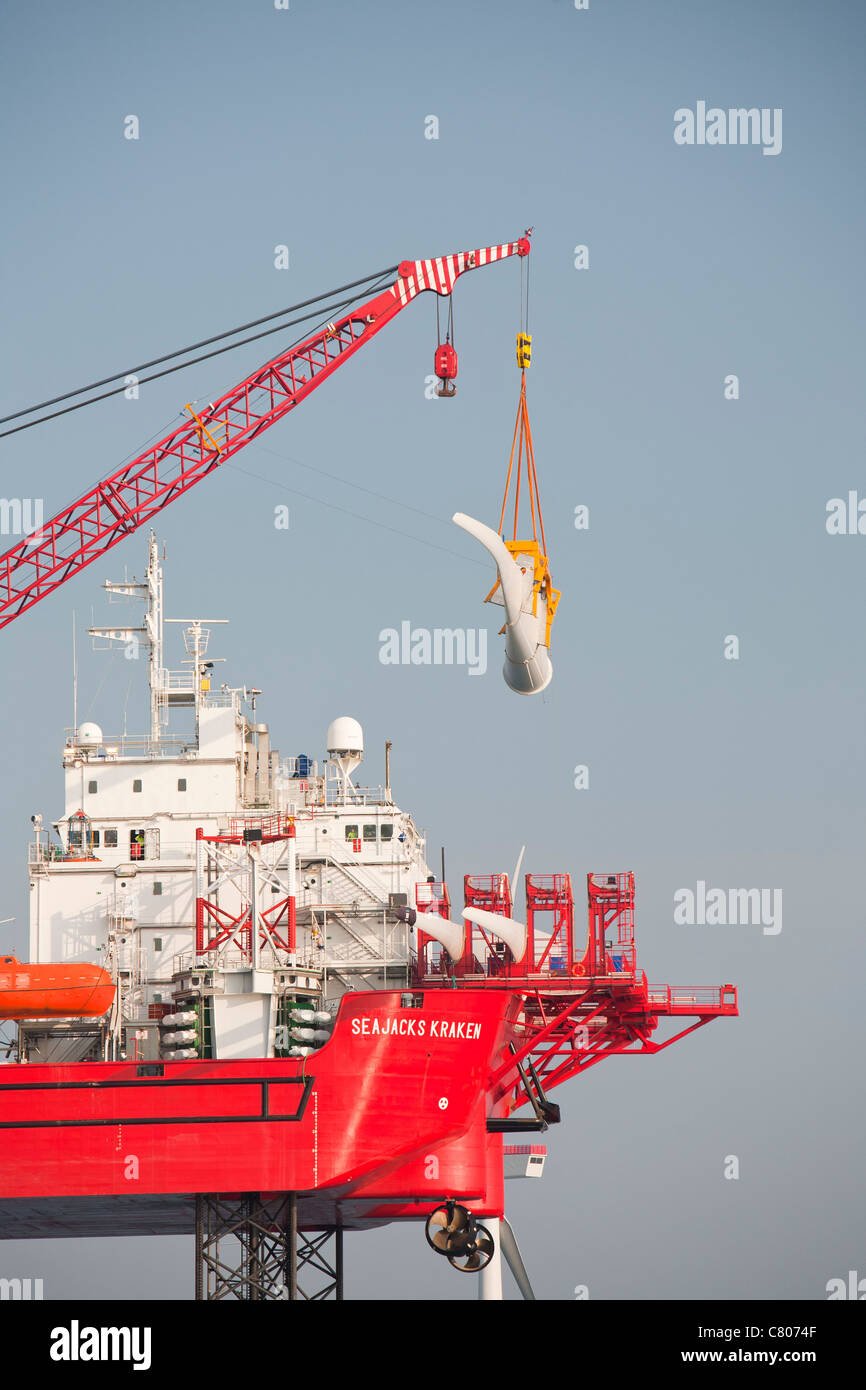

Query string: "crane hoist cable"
[0, 293, 381, 441]
[497, 367, 545, 549]
[488, 352, 559, 656]
[519, 234, 531, 337]
[0, 265, 400, 437]
[495, 230, 557, 644]
[500, 228, 542, 544]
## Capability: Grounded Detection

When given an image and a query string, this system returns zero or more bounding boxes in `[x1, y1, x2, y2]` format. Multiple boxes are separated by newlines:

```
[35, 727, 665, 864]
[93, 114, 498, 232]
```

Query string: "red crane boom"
[0, 235, 531, 630]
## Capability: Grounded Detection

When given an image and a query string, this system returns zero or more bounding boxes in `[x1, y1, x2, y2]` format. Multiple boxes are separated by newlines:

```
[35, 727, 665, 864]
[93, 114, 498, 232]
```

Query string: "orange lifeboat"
[0, 956, 115, 1020]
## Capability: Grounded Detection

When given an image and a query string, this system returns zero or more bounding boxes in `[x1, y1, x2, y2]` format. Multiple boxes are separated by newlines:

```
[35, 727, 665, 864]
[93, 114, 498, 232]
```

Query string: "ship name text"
[351, 1016, 482, 1040]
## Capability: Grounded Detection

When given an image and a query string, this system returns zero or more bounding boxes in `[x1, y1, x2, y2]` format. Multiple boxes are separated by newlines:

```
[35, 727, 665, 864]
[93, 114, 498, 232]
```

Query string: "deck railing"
[646, 983, 738, 1015]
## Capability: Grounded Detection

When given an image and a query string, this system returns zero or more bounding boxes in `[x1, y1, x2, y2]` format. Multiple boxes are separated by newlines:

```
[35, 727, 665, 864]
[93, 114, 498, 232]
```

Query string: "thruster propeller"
[425, 1202, 495, 1273]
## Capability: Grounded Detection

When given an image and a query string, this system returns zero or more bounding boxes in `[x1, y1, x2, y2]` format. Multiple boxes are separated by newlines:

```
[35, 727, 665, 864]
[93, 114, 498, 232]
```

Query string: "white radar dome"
[326, 717, 364, 756]
[77, 722, 103, 747]
[326, 716, 364, 783]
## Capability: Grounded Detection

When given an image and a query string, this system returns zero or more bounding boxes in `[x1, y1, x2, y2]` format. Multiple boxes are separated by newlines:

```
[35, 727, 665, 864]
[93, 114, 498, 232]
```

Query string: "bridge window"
[345, 824, 359, 841]
[104, 828, 118, 848]
[363, 824, 377, 842]
[380, 824, 393, 842]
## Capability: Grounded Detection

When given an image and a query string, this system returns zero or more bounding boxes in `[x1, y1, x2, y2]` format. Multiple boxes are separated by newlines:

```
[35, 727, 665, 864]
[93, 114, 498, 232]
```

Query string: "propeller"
[425, 1201, 471, 1256]
[424, 1203, 495, 1272]
[449, 1222, 494, 1273]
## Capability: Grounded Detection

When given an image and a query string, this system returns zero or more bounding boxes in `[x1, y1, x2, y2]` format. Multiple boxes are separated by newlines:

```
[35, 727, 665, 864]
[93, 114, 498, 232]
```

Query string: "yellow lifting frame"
[484, 538, 560, 649]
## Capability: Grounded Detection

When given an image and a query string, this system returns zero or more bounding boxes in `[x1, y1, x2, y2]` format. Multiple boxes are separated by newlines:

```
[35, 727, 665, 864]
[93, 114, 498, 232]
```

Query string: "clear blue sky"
[1, 0, 864, 1300]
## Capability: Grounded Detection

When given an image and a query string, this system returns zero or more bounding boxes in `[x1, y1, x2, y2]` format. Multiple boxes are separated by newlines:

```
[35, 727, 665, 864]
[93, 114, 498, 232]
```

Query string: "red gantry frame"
[0, 236, 531, 630]
[414, 870, 737, 1113]
[194, 818, 298, 963]
[193, 838, 737, 1121]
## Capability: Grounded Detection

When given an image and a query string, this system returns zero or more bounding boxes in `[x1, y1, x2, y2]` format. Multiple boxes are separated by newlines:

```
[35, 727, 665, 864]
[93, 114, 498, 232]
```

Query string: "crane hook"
[434, 296, 458, 398]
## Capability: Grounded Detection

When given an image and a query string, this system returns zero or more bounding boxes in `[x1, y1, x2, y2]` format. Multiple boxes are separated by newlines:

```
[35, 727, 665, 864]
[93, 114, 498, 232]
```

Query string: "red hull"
[0, 989, 522, 1229]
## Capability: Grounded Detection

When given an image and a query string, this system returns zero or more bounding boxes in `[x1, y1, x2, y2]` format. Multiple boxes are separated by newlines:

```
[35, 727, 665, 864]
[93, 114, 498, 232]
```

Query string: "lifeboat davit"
[0, 955, 115, 1019]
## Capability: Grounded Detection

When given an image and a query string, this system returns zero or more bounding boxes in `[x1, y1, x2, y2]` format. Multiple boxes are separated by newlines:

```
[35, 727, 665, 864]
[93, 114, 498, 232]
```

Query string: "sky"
[0, 0, 864, 1301]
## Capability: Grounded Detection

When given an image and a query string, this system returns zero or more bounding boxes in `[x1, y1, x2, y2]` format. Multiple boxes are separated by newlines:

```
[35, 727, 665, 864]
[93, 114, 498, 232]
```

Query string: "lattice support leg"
[194, 1194, 343, 1301]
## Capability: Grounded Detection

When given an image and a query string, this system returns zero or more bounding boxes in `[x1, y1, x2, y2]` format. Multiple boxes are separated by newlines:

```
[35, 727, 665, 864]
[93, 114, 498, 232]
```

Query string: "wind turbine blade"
[511, 846, 526, 901]
[499, 1216, 536, 1301]
[452, 512, 553, 696]
[462, 905, 527, 962]
[417, 915, 465, 962]
[452, 512, 525, 627]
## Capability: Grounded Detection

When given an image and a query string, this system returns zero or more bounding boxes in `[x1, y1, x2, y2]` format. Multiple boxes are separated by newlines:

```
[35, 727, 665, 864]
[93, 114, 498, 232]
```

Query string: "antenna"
[122, 675, 133, 739]
[72, 611, 78, 737]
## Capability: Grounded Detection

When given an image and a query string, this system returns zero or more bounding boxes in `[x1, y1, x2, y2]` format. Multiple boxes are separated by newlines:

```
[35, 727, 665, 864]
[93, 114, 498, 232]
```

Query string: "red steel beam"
[0, 237, 530, 629]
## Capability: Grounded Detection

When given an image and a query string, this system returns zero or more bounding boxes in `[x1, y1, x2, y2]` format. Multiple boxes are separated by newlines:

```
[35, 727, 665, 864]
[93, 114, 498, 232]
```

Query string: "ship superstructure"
[2, 534, 737, 1299]
[24, 534, 431, 1066]
[0, 236, 739, 1299]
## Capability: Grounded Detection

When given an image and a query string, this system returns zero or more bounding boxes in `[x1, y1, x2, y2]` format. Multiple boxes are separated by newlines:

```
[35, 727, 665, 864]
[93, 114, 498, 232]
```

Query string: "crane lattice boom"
[0, 236, 530, 630]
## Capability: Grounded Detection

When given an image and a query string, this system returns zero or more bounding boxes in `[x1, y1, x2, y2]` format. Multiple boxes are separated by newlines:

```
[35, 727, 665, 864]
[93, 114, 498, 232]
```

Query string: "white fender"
[417, 913, 465, 962]
[161, 1010, 197, 1028]
[160, 1028, 198, 1047]
[462, 905, 527, 963]
[452, 513, 552, 695]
